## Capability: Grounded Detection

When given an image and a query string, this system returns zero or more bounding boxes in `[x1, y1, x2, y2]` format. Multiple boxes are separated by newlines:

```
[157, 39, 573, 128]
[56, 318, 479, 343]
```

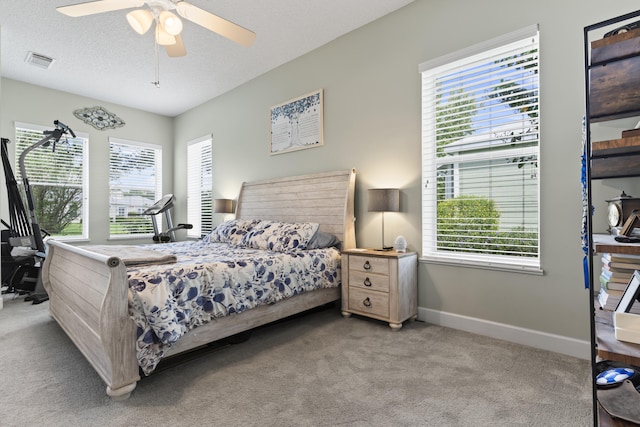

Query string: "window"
[15, 122, 89, 240]
[186, 135, 213, 238]
[109, 138, 162, 238]
[420, 25, 540, 272]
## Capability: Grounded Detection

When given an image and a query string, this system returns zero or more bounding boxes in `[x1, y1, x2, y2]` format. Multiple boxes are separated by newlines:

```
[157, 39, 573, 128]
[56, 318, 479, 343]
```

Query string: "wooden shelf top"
[593, 135, 640, 158]
[594, 234, 640, 255]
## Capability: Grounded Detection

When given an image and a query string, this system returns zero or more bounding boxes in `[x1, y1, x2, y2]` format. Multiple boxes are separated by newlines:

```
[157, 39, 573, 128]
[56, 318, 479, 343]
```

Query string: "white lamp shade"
[159, 11, 183, 36]
[126, 9, 153, 35]
[156, 24, 176, 45]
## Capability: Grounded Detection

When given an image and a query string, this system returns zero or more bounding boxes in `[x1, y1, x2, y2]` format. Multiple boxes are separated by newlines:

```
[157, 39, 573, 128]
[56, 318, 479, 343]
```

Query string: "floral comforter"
[126, 240, 341, 374]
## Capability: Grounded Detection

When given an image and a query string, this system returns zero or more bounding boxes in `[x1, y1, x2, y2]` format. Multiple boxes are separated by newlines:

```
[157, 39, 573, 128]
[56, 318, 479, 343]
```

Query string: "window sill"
[108, 234, 154, 241]
[419, 256, 544, 275]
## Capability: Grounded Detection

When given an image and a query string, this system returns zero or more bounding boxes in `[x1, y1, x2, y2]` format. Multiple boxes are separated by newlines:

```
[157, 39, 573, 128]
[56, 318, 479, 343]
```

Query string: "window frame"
[108, 137, 162, 240]
[14, 122, 89, 241]
[186, 135, 213, 239]
[419, 25, 542, 274]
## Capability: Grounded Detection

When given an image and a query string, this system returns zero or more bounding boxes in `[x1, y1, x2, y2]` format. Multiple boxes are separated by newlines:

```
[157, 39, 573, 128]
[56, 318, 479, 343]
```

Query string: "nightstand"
[341, 249, 417, 330]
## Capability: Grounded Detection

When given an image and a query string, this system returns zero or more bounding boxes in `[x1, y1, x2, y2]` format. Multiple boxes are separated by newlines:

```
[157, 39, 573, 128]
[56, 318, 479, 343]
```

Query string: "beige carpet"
[0, 293, 592, 426]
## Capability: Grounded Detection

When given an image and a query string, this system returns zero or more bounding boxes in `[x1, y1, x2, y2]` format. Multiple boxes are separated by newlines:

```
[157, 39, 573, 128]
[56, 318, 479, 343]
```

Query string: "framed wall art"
[616, 270, 640, 313]
[270, 89, 323, 155]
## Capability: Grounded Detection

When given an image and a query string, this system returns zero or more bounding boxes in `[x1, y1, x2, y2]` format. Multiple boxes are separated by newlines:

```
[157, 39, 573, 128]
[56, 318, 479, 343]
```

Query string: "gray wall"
[172, 0, 640, 354]
[0, 79, 175, 245]
[3, 0, 640, 355]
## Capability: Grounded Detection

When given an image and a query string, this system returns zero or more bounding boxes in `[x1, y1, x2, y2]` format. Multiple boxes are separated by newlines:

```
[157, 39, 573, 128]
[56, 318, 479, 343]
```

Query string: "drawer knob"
[363, 260, 371, 270]
[363, 297, 372, 308]
[363, 277, 372, 287]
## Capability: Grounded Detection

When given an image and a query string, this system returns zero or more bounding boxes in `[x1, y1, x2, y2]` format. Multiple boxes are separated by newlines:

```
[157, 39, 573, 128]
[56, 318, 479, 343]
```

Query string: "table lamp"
[368, 188, 400, 251]
[214, 199, 234, 215]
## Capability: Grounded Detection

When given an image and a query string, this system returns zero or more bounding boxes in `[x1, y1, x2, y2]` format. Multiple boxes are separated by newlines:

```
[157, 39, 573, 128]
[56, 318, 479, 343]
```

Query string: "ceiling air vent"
[25, 51, 55, 69]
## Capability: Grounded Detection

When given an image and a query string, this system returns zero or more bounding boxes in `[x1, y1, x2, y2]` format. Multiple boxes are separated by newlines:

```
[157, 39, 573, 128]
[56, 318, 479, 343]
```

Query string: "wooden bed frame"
[42, 169, 356, 399]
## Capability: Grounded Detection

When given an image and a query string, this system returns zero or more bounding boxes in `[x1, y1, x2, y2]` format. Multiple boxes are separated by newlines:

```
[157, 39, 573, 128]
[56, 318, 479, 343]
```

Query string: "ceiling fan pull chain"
[152, 25, 160, 88]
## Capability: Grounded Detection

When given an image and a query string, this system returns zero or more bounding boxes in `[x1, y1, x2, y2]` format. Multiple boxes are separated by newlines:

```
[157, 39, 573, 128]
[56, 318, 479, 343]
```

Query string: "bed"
[41, 169, 356, 399]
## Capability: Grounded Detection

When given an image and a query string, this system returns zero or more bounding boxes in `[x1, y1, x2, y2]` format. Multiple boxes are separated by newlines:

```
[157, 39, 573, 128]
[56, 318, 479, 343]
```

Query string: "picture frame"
[620, 210, 640, 237]
[615, 270, 640, 313]
[270, 89, 323, 155]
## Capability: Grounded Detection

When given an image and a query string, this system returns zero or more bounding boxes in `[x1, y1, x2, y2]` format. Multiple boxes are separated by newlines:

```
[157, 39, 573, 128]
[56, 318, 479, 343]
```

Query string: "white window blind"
[187, 135, 213, 238]
[15, 123, 89, 239]
[420, 25, 541, 272]
[109, 138, 162, 238]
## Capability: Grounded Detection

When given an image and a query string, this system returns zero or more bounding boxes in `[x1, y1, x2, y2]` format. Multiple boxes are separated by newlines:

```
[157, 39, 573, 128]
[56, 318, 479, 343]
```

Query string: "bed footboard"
[42, 239, 140, 399]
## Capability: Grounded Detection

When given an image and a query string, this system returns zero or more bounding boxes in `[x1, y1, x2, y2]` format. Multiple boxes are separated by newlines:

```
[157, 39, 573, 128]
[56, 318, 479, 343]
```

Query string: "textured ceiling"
[0, 0, 414, 117]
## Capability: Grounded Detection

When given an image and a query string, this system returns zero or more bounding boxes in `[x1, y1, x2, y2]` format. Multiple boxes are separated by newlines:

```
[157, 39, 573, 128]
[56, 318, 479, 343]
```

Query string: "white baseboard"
[418, 307, 591, 360]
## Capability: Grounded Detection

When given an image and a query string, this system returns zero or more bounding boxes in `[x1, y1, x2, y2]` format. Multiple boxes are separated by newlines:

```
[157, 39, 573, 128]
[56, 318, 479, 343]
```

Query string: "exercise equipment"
[1, 223, 37, 295]
[143, 194, 192, 242]
[1, 120, 75, 303]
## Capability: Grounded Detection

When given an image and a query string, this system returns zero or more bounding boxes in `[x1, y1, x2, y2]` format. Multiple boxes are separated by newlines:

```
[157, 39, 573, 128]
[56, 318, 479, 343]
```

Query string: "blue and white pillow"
[240, 221, 319, 252]
[204, 219, 261, 245]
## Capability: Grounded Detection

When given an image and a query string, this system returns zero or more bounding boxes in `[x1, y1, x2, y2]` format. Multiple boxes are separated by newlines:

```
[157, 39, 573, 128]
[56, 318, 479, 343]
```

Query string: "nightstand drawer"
[349, 255, 389, 275]
[349, 270, 389, 292]
[348, 288, 389, 319]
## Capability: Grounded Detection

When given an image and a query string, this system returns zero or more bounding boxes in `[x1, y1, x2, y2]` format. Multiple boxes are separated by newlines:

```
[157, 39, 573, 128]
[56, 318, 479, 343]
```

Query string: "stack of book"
[599, 253, 640, 313]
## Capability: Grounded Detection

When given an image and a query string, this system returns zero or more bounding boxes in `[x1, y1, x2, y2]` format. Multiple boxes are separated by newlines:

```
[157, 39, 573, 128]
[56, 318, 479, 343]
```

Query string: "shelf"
[591, 112, 640, 124]
[593, 136, 640, 158]
[595, 305, 640, 365]
[595, 234, 640, 255]
[598, 387, 640, 426]
[595, 307, 640, 426]
[587, 12, 640, 426]
[598, 401, 640, 427]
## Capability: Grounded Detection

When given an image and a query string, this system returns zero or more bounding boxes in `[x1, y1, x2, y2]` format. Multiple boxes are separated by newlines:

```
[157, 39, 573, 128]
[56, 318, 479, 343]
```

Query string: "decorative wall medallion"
[73, 106, 125, 130]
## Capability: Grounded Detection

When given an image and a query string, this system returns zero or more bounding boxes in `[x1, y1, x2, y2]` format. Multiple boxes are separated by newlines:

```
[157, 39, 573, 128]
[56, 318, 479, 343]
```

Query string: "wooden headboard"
[235, 169, 356, 249]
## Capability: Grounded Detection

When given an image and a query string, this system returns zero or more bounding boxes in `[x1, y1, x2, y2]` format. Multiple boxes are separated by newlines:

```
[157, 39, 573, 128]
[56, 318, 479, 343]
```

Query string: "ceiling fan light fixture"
[159, 11, 183, 36]
[156, 24, 176, 45]
[126, 9, 153, 35]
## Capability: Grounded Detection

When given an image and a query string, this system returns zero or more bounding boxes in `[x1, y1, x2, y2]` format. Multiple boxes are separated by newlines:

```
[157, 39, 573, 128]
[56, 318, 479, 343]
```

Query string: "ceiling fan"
[57, 0, 256, 58]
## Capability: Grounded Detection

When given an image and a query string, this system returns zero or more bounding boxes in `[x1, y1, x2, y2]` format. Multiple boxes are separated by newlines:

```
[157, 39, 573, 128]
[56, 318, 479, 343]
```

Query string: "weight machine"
[1, 120, 76, 304]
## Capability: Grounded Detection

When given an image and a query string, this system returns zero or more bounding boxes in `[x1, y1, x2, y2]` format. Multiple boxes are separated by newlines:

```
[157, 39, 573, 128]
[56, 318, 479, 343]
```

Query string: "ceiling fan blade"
[165, 34, 187, 57]
[57, 0, 143, 18]
[175, 1, 255, 47]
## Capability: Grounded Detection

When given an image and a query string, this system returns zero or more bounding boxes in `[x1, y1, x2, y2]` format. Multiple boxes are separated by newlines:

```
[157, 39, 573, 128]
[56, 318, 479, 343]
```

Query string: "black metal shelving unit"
[584, 9, 640, 426]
